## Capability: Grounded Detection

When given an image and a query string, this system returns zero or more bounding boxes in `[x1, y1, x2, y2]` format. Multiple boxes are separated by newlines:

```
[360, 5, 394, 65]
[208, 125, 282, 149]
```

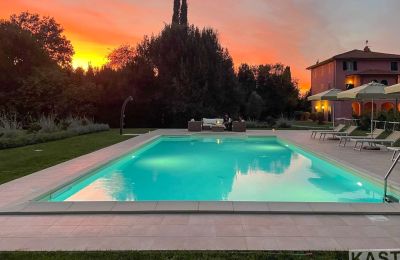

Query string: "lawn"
[0, 129, 153, 185]
[291, 121, 332, 129]
[247, 120, 333, 130]
[0, 251, 348, 260]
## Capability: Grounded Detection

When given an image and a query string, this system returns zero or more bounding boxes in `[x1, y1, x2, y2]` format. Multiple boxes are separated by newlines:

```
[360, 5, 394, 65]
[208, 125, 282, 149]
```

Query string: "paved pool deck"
[0, 129, 400, 250]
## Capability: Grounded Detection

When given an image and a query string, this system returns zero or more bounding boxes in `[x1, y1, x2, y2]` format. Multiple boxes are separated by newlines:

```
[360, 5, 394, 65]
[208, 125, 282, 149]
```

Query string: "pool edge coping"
[1, 201, 400, 215]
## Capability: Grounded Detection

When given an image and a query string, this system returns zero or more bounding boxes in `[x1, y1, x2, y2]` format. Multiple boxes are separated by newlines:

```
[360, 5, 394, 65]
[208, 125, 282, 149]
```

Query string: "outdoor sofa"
[202, 118, 224, 130]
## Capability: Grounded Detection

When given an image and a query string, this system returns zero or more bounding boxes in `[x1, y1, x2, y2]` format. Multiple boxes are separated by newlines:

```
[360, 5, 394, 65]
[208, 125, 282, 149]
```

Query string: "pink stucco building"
[307, 46, 400, 120]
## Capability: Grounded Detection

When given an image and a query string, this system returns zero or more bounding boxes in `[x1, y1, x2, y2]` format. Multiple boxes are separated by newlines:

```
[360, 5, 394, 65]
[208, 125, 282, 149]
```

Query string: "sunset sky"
[1, 0, 400, 92]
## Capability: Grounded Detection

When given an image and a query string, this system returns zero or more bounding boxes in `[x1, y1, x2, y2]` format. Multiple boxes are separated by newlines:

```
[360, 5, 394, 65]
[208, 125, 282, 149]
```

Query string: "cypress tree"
[180, 0, 188, 26]
[172, 0, 181, 24]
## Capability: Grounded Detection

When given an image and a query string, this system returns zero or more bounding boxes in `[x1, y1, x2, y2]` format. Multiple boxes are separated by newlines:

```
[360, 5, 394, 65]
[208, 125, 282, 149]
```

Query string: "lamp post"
[120, 96, 133, 135]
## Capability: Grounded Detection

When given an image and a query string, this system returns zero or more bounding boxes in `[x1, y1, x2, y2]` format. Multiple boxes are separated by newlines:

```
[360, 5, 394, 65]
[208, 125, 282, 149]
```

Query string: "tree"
[180, 0, 188, 26]
[172, 0, 181, 24]
[123, 22, 241, 126]
[0, 21, 56, 115]
[246, 91, 264, 120]
[106, 44, 136, 70]
[10, 12, 74, 68]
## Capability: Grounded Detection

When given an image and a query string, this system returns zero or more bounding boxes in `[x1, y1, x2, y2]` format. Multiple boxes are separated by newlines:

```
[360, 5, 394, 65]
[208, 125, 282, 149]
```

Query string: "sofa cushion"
[203, 118, 224, 126]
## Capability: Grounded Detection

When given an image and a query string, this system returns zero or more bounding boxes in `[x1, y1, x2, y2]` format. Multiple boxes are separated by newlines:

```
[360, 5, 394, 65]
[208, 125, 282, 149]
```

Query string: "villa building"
[307, 46, 400, 120]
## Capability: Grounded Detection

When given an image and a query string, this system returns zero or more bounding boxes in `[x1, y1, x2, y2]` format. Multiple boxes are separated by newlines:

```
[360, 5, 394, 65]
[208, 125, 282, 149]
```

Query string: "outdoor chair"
[232, 121, 246, 132]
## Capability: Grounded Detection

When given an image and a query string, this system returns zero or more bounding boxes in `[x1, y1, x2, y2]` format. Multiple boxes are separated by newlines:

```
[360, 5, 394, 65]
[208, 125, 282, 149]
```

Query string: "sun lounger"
[310, 124, 345, 139]
[338, 128, 385, 147]
[352, 131, 400, 151]
[319, 125, 358, 141]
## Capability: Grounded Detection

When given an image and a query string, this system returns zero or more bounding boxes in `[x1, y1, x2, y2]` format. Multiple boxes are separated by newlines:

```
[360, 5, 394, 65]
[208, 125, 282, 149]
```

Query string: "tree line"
[0, 2, 309, 128]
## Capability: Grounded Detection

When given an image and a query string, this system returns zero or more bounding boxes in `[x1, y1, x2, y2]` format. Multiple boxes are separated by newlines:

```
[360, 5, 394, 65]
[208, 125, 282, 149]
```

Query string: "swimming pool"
[43, 135, 387, 203]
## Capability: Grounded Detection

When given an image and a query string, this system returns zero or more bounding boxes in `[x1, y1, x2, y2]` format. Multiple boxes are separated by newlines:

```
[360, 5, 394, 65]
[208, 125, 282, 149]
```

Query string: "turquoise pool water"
[45, 136, 385, 203]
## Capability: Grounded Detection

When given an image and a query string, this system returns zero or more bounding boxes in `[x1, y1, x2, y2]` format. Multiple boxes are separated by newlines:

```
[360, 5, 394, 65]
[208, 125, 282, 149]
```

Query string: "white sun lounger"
[338, 128, 385, 147]
[310, 124, 345, 139]
[352, 131, 400, 151]
[319, 125, 358, 141]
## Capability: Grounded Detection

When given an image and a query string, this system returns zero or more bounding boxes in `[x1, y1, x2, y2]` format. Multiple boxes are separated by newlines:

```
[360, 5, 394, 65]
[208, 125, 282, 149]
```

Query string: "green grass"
[291, 121, 332, 129]
[0, 251, 348, 260]
[0, 129, 154, 185]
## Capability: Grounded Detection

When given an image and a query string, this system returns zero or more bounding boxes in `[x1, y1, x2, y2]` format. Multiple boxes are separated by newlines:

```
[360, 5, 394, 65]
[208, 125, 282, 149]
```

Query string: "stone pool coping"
[1, 201, 400, 215]
[0, 129, 399, 215]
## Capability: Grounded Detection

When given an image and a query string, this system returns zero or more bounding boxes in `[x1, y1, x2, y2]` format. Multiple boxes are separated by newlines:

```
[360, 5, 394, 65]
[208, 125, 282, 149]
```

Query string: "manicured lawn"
[291, 121, 332, 129]
[0, 129, 154, 185]
[247, 121, 333, 130]
[0, 251, 347, 259]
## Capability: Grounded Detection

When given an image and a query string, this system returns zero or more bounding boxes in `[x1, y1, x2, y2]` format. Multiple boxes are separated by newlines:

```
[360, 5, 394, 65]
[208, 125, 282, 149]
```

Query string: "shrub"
[275, 117, 293, 128]
[293, 111, 303, 121]
[0, 114, 110, 149]
[246, 119, 270, 129]
[317, 112, 325, 125]
[359, 114, 371, 131]
[310, 112, 317, 122]
[265, 116, 276, 127]
[65, 116, 81, 130]
[60, 121, 71, 131]
[0, 123, 110, 149]
[0, 113, 22, 138]
[303, 112, 311, 121]
[38, 114, 59, 133]
[81, 117, 90, 126]
[246, 91, 264, 120]
[26, 122, 42, 133]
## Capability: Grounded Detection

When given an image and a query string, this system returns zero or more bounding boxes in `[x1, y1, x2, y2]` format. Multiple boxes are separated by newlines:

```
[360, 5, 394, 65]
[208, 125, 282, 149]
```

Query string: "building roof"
[307, 49, 400, 70]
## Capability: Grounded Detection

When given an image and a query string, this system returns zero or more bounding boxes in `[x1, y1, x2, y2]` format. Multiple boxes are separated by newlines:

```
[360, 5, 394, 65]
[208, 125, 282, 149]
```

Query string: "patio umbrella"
[308, 89, 342, 127]
[385, 83, 400, 95]
[385, 83, 400, 119]
[337, 82, 400, 135]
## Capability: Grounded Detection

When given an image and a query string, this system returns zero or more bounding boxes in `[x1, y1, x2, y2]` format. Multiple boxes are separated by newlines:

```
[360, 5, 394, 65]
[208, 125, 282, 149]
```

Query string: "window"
[391, 62, 398, 71]
[343, 61, 357, 71]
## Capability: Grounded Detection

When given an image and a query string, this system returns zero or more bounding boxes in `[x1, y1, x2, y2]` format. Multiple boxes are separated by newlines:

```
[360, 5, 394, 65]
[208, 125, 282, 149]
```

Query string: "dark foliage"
[180, 0, 188, 26]
[172, 0, 181, 24]
[0, 5, 307, 128]
[10, 12, 74, 68]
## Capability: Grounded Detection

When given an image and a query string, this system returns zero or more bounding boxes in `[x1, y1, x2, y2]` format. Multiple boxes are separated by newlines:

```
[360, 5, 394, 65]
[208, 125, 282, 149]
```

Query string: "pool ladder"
[383, 153, 400, 203]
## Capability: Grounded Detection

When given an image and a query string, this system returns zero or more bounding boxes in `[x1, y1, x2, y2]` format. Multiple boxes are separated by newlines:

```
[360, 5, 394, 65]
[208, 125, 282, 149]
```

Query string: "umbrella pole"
[371, 98, 374, 136]
[332, 102, 335, 128]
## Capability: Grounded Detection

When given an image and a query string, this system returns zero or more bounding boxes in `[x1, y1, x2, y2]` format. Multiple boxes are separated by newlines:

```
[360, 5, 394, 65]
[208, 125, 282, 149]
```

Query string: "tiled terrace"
[1, 214, 400, 250]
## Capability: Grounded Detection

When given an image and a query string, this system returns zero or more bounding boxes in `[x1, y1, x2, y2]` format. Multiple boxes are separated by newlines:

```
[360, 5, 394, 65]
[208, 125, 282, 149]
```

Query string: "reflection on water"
[49, 136, 383, 203]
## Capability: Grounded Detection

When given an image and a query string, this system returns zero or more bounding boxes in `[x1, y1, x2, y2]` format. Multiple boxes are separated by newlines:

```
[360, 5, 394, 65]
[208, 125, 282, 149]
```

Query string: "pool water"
[45, 136, 385, 203]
